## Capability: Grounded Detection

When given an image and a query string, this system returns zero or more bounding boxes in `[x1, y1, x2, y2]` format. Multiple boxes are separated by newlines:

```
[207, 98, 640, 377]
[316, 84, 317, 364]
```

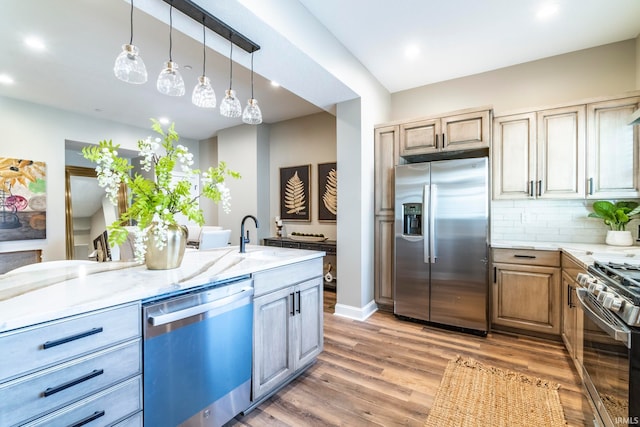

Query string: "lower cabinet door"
[253, 287, 295, 400]
[492, 263, 560, 335]
[22, 376, 142, 427]
[293, 278, 323, 368]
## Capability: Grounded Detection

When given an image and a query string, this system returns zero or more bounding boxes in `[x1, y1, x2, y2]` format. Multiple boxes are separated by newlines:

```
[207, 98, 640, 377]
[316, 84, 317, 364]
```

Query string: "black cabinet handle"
[493, 266, 497, 283]
[514, 254, 536, 259]
[435, 134, 438, 149]
[43, 369, 104, 397]
[290, 293, 295, 316]
[42, 327, 103, 350]
[529, 180, 534, 197]
[296, 291, 301, 314]
[588, 177, 594, 195]
[537, 180, 542, 197]
[68, 410, 105, 427]
[442, 133, 446, 148]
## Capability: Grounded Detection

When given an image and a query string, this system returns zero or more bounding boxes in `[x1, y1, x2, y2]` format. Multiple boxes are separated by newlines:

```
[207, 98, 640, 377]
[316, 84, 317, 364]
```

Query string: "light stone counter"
[0, 245, 324, 333]
[491, 240, 640, 268]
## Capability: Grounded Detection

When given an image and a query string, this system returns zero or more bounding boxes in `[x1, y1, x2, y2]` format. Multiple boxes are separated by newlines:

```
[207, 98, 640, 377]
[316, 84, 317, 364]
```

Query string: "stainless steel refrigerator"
[394, 157, 489, 334]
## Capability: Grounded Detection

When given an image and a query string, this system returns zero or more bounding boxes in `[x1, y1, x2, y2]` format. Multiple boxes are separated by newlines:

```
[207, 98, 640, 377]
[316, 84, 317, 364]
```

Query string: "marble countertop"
[0, 245, 324, 334]
[491, 240, 640, 268]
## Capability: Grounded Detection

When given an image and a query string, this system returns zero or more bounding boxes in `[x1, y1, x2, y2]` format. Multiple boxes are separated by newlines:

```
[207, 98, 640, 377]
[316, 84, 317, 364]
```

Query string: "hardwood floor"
[232, 290, 593, 426]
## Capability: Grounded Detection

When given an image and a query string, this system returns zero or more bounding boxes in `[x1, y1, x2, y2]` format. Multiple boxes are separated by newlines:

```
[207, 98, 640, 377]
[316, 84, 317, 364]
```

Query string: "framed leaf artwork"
[279, 165, 311, 221]
[318, 162, 337, 222]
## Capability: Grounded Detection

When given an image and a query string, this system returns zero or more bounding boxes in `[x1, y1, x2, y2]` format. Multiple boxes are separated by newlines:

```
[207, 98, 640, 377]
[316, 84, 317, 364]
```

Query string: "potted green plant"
[82, 119, 240, 269]
[588, 200, 640, 246]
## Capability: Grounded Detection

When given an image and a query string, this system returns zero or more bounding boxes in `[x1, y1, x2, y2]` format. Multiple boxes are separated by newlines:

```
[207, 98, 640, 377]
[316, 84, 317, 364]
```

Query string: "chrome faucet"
[239, 215, 259, 253]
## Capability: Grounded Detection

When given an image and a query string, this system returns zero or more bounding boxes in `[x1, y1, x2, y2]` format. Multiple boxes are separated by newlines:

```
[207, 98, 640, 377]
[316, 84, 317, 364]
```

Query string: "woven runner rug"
[424, 356, 567, 427]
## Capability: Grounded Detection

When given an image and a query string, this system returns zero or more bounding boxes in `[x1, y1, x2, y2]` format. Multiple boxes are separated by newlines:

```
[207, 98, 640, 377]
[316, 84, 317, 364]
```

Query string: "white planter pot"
[605, 230, 633, 246]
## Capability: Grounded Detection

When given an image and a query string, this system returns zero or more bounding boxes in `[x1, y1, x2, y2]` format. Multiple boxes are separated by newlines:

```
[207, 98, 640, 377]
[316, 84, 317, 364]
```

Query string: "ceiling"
[1, 0, 640, 141]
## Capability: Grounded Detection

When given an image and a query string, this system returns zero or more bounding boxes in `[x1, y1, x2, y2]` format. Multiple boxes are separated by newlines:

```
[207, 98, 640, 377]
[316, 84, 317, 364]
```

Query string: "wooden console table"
[263, 237, 337, 290]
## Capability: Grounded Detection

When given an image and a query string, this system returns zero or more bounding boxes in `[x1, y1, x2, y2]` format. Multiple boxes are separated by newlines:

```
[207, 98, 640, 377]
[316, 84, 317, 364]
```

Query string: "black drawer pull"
[290, 293, 295, 316]
[42, 327, 103, 349]
[68, 410, 105, 427]
[513, 254, 536, 259]
[44, 369, 104, 397]
[296, 291, 301, 314]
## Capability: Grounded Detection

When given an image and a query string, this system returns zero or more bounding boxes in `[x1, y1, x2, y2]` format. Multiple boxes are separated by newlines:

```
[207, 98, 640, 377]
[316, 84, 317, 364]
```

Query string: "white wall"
[199, 136, 219, 226]
[1, 96, 198, 261]
[268, 112, 336, 239]
[390, 40, 638, 121]
[636, 34, 640, 89]
[216, 125, 266, 245]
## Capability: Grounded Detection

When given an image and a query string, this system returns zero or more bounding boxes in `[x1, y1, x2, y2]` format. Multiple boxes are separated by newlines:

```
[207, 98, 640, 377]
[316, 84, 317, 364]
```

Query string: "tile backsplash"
[491, 199, 640, 244]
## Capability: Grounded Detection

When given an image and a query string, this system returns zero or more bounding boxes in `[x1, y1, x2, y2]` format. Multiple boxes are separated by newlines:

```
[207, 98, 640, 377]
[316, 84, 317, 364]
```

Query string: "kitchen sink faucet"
[240, 215, 259, 253]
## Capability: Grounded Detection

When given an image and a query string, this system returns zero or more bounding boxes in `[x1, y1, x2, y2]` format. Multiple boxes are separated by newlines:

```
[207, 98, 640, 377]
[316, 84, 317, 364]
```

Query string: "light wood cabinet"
[561, 253, 585, 376]
[252, 260, 323, 402]
[492, 249, 561, 336]
[493, 105, 586, 199]
[374, 216, 395, 308]
[374, 125, 398, 216]
[374, 125, 399, 311]
[0, 303, 142, 426]
[399, 109, 490, 157]
[586, 96, 640, 199]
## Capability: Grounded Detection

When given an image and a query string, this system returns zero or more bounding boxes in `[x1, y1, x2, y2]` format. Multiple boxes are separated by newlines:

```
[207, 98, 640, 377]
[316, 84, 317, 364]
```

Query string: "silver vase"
[145, 224, 187, 270]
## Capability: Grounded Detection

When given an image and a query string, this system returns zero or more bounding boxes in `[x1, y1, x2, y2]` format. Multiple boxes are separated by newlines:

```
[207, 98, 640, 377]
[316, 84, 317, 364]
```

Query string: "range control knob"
[602, 295, 624, 313]
[576, 273, 592, 286]
[589, 281, 606, 296]
[598, 291, 614, 304]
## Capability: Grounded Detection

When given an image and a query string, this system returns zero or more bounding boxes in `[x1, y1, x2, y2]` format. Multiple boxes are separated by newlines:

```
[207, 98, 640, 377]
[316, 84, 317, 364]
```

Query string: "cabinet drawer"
[492, 248, 560, 267]
[114, 411, 142, 427]
[0, 339, 141, 426]
[21, 376, 142, 427]
[0, 303, 140, 382]
[253, 258, 322, 297]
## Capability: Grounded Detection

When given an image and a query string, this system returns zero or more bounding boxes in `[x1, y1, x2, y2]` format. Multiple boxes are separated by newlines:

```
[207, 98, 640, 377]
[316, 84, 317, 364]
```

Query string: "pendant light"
[242, 52, 263, 125]
[113, 0, 148, 84]
[219, 38, 242, 118]
[157, 3, 185, 96]
[192, 17, 216, 108]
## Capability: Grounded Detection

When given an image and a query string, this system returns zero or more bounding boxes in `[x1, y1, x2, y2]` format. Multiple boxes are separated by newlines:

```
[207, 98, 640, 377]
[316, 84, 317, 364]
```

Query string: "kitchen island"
[0, 245, 325, 427]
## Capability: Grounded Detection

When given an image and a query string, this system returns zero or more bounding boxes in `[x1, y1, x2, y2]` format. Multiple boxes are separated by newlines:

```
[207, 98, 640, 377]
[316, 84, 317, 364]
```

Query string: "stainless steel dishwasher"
[142, 277, 253, 427]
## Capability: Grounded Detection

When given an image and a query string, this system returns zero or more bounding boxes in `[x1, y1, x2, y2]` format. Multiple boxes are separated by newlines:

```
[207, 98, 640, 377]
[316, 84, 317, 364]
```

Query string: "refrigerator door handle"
[423, 185, 430, 264]
[430, 184, 437, 263]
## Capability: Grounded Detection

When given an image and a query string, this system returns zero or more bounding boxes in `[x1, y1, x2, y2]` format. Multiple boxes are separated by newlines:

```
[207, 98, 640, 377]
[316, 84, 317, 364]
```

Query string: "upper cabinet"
[586, 96, 640, 199]
[494, 94, 640, 200]
[494, 105, 586, 199]
[399, 109, 490, 157]
[374, 125, 399, 216]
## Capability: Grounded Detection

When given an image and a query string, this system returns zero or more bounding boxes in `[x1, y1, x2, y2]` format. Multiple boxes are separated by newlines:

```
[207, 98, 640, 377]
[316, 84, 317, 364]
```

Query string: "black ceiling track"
[161, 0, 260, 53]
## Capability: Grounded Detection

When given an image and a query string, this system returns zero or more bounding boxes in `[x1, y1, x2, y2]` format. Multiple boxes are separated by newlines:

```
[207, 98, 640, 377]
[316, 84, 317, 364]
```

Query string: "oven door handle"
[148, 287, 254, 327]
[576, 288, 631, 348]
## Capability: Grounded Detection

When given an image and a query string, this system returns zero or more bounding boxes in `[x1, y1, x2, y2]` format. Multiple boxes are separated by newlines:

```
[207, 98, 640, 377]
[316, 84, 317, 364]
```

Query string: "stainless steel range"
[576, 261, 640, 427]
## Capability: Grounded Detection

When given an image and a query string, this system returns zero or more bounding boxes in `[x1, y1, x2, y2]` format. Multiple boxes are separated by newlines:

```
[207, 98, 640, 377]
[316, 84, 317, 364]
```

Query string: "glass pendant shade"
[192, 76, 216, 108]
[157, 61, 185, 96]
[242, 99, 262, 124]
[114, 44, 147, 84]
[220, 89, 242, 118]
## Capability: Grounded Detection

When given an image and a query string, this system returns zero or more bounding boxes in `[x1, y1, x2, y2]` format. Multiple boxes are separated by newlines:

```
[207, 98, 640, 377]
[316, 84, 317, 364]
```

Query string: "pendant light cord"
[228, 38, 233, 90]
[169, 3, 174, 62]
[129, 0, 134, 45]
[201, 17, 206, 76]
[250, 52, 255, 99]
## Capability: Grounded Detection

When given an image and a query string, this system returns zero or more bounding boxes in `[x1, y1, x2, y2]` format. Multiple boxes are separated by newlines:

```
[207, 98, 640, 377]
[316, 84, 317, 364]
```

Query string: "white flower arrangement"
[83, 119, 240, 262]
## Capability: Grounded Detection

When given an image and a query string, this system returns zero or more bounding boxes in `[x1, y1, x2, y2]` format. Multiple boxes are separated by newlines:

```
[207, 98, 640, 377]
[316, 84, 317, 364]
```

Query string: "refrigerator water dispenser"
[402, 203, 422, 235]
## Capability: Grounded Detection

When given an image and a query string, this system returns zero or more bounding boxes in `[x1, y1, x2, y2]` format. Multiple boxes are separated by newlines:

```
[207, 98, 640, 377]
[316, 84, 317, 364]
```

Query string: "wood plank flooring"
[231, 290, 593, 426]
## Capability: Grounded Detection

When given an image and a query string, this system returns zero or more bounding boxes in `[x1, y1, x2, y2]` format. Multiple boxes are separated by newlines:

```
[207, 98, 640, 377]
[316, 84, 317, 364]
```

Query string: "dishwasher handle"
[148, 287, 254, 327]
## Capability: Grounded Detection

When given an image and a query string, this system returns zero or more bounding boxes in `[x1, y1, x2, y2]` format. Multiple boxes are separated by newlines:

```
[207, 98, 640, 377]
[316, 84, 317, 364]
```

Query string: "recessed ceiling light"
[270, 81, 280, 87]
[24, 36, 46, 51]
[404, 44, 420, 60]
[537, 3, 559, 20]
[0, 74, 14, 85]
[158, 117, 170, 125]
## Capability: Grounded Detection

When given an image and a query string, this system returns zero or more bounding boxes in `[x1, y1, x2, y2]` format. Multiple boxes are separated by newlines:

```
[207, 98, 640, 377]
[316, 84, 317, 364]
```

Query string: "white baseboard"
[333, 299, 378, 321]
